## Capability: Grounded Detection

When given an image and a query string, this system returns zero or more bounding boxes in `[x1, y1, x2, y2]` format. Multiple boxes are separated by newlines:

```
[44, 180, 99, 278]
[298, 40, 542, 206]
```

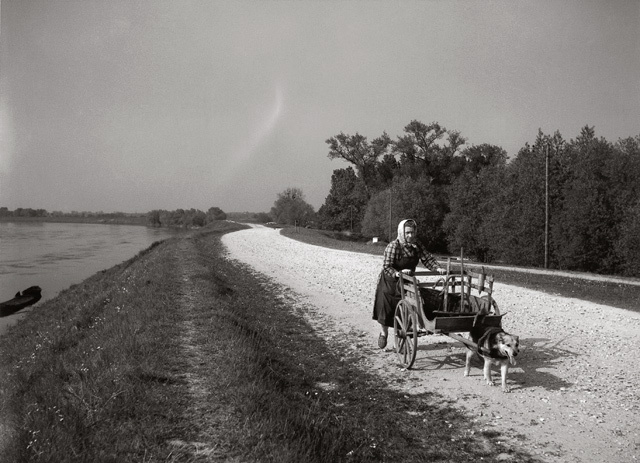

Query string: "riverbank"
[0, 222, 533, 462]
[0, 221, 177, 339]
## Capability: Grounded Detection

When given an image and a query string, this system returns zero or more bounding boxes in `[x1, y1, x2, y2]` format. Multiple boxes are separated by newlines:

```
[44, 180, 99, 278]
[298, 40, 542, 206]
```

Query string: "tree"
[147, 210, 162, 227]
[361, 176, 447, 251]
[442, 144, 509, 261]
[495, 130, 567, 267]
[206, 207, 227, 221]
[494, 140, 547, 266]
[317, 167, 367, 231]
[359, 189, 391, 240]
[254, 212, 272, 223]
[375, 153, 399, 189]
[189, 209, 207, 227]
[393, 120, 467, 185]
[444, 164, 507, 262]
[460, 144, 508, 175]
[608, 136, 640, 273]
[270, 187, 315, 226]
[171, 209, 186, 227]
[616, 198, 640, 277]
[326, 132, 391, 196]
[552, 126, 619, 272]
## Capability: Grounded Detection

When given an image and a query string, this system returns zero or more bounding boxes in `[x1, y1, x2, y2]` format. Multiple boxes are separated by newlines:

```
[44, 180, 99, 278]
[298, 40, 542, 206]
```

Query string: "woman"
[372, 219, 445, 348]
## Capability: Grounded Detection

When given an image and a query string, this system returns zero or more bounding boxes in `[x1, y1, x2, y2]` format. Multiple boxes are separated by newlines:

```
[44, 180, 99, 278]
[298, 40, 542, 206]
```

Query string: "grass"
[281, 226, 640, 314]
[0, 221, 542, 462]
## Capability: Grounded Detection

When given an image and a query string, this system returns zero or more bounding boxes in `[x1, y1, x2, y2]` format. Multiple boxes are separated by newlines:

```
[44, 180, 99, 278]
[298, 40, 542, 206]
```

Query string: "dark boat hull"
[0, 286, 42, 317]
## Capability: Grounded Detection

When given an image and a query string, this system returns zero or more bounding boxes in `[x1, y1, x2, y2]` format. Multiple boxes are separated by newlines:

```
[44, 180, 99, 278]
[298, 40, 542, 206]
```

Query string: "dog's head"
[497, 333, 520, 365]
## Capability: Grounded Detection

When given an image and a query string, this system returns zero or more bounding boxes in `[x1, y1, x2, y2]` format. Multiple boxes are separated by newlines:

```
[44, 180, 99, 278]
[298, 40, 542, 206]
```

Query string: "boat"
[0, 286, 42, 317]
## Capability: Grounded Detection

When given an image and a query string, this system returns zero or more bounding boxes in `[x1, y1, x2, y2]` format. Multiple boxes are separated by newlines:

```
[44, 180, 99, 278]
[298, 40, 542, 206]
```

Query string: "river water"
[0, 221, 176, 335]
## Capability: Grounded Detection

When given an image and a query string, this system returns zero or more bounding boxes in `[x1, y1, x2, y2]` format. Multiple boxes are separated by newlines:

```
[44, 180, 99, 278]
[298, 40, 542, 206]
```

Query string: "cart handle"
[398, 272, 447, 295]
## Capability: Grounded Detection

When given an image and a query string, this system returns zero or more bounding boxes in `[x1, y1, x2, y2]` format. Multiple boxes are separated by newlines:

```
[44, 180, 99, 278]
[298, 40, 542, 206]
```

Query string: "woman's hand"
[395, 269, 413, 278]
[395, 270, 408, 278]
[436, 267, 446, 274]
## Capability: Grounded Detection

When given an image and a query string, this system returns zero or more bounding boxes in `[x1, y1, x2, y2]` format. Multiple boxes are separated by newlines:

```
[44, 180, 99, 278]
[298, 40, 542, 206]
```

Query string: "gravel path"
[222, 225, 640, 463]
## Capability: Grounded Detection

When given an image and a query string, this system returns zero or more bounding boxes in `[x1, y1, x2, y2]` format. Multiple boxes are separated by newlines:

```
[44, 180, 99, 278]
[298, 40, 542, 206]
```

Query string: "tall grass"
[0, 222, 539, 462]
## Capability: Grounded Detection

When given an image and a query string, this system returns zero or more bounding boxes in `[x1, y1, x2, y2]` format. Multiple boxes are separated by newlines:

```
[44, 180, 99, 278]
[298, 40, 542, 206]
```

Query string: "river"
[0, 221, 176, 335]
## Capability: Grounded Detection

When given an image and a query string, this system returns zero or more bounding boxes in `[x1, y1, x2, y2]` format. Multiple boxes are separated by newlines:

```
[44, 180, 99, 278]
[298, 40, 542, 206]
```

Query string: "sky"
[0, 1, 638, 213]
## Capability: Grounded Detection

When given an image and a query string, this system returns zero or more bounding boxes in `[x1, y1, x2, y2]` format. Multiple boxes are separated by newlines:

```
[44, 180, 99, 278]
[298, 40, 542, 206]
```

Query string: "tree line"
[0, 206, 229, 229]
[0, 208, 120, 218]
[146, 207, 227, 228]
[0, 208, 146, 223]
[312, 121, 639, 277]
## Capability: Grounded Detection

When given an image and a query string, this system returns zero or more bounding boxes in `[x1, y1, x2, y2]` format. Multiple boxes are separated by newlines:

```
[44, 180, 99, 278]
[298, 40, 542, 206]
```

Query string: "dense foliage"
[147, 206, 226, 228]
[319, 122, 640, 277]
[270, 187, 315, 226]
[317, 167, 367, 232]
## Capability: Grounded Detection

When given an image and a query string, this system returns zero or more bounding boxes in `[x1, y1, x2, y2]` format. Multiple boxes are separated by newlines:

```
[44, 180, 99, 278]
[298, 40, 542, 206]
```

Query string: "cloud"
[217, 83, 284, 185]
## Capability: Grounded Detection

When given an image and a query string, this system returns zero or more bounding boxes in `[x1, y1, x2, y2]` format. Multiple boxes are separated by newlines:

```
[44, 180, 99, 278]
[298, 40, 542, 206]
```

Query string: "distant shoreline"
[0, 216, 148, 226]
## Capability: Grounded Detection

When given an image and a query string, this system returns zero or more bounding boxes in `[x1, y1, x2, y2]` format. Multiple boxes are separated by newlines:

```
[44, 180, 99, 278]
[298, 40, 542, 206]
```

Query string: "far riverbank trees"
[147, 207, 227, 228]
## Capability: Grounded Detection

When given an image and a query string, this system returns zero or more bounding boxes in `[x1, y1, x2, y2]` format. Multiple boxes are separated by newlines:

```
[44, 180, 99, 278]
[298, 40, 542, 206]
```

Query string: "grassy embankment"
[0, 221, 541, 462]
[280, 226, 640, 314]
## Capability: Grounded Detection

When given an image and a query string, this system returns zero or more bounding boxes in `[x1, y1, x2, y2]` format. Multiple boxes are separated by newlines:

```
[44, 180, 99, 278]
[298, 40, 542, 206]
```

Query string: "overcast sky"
[1, 1, 638, 213]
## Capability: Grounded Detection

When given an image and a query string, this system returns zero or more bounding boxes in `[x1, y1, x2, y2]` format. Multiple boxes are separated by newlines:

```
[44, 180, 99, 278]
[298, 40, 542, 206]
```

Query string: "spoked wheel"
[394, 300, 419, 369]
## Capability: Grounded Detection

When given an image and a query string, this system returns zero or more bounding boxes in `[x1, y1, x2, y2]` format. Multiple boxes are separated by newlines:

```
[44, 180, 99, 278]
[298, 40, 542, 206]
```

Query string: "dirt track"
[222, 225, 640, 463]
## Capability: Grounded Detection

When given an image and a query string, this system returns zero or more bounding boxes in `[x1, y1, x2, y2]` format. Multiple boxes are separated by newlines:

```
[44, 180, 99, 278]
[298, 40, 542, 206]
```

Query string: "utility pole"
[350, 205, 353, 233]
[544, 142, 549, 269]
[388, 188, 392, 242]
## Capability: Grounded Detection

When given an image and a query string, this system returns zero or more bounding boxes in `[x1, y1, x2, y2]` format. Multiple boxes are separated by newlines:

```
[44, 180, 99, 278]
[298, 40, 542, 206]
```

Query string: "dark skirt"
[373, 281, 448, 327]
[372, 273, 400, 327]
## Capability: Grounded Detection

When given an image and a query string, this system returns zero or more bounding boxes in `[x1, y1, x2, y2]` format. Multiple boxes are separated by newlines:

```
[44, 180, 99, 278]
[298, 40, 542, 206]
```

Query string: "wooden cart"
[393, 259, 502, 369]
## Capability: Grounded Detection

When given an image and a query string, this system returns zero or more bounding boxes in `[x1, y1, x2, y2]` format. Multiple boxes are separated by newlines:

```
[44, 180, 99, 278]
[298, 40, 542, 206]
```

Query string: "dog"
[464, 312, 520, 392]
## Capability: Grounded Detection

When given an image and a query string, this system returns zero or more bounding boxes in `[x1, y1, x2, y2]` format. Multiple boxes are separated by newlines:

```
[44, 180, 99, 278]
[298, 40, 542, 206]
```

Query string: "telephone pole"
[544, 143, 549, 269]
[388, 188, 392, 242]
[350, 205, 353, 233]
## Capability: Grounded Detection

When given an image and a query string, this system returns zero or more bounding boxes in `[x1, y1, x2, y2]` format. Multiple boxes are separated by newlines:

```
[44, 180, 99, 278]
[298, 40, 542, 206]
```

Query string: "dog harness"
[476, 327, 508, 359]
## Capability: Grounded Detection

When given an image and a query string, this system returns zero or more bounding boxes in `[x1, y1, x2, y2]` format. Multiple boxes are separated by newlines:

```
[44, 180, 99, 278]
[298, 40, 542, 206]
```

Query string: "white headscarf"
[397, 219, 417, 247]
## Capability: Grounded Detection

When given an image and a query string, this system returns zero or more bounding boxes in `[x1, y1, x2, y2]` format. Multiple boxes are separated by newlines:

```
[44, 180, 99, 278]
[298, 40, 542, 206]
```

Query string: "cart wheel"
[481, 295, 500, 315]
[394, 300, 418, 369]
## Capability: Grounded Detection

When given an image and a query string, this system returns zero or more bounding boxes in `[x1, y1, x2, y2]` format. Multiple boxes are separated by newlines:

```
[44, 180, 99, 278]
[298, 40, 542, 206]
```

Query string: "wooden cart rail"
[398, 269, 496, 313]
